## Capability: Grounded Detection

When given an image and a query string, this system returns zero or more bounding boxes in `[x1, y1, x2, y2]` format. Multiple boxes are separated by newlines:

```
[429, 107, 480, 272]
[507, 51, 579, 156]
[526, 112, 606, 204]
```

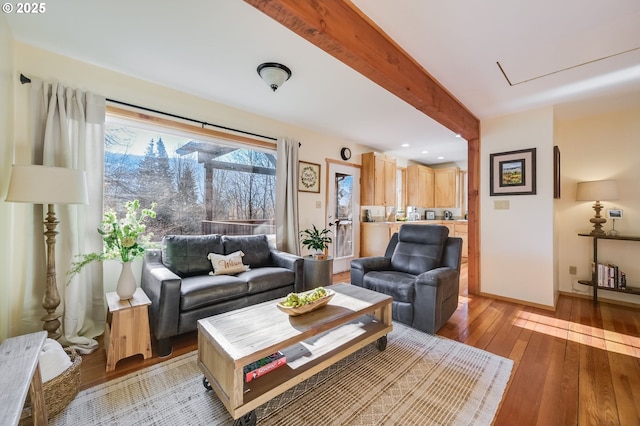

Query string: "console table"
[578, 233, 640, 306]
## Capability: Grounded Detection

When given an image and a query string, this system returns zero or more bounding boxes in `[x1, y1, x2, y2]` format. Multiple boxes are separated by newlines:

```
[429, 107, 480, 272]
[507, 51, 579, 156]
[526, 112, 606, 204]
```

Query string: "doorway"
[327, 162, 360, 273]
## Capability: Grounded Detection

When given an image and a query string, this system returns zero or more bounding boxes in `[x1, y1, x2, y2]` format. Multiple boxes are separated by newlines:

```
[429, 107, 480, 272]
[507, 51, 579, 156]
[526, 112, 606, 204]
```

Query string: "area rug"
[50, 323, 513, 425]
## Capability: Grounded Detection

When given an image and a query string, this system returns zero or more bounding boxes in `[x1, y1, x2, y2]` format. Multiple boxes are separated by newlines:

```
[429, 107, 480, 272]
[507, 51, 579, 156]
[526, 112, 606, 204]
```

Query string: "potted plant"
[67, 199, 157, 299]
[300, 224, 333, 260]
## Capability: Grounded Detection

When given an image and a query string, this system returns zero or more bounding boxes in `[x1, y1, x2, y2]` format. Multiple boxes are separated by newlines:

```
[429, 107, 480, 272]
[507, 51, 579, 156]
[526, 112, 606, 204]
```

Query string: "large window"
[104, 116, 276, 240]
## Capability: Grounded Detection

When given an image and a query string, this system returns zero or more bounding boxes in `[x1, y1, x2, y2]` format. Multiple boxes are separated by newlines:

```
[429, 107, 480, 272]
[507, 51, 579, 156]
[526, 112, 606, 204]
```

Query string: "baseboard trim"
[478, 291, 555, 311]
[558, 290, 640, 309]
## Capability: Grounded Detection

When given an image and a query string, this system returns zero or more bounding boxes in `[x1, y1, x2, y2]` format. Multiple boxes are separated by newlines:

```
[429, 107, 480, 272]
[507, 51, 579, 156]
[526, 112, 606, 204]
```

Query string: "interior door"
[327, 162, 360, 273]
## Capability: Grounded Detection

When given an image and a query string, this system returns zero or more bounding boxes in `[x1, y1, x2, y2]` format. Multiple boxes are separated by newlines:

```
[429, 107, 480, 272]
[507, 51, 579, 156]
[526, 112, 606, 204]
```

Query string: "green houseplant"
[67, 199, 157, 299]
[300, 224, 333, 260]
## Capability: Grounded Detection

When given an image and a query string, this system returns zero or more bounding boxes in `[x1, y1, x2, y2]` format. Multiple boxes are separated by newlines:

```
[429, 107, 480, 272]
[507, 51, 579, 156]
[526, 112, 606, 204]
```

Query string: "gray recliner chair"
[351, 224, 462, 334]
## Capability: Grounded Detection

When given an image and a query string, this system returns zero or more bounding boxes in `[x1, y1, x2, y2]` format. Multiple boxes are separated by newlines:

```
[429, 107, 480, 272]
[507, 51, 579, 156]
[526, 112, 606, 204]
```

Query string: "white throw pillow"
[208, 250, 250, 275]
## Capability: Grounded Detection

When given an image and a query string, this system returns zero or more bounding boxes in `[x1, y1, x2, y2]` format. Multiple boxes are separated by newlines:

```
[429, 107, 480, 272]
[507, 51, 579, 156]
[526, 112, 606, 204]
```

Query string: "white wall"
[555, 106, 640, 304]
[480, 107, 556, 308]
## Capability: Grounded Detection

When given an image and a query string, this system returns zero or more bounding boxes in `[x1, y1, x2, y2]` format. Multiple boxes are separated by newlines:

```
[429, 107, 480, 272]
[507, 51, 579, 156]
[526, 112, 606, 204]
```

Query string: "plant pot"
[313, 252, 328, 260]
[303, 256, 333, 290]
[116, 261, 136, 300]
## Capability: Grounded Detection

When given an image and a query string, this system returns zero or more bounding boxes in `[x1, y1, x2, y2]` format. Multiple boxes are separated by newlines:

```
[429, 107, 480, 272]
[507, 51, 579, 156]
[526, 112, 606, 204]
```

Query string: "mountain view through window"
[104, 119, 276, 241]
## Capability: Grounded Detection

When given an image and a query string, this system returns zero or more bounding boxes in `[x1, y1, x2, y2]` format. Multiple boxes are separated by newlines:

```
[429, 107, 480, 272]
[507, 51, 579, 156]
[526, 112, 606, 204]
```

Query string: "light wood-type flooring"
[78, 261, 640, 425]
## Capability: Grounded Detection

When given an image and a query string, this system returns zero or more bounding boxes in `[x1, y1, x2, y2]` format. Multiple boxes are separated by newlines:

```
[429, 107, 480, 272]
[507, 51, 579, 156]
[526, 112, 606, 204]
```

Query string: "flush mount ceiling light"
[257, 62, 292, 92]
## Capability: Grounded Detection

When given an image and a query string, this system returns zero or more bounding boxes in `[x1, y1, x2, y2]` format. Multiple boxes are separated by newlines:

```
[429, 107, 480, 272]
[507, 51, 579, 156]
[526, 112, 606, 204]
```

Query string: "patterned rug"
[51, 323, 513, 425]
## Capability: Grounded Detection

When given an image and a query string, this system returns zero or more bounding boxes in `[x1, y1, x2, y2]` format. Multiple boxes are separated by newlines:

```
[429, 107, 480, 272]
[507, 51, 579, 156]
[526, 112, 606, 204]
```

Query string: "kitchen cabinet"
[361, 152, 397, 207]
[406, 164, 434, 208]
[440, 222, 454, 235]
[454, 222, 468, 259]
[434, 167, 459, 208]
[360, 222, 395, 257]
[360, 220, 468, 258]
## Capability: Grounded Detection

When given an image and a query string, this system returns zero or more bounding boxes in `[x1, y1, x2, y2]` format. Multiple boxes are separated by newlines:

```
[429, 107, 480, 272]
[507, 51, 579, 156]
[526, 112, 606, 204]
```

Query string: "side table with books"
[577, 233, 640, 306]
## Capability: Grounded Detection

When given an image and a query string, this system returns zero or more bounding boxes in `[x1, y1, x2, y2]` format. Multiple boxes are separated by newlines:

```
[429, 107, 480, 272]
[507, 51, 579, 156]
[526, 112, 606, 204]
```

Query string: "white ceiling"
[5, 0, 640, 165]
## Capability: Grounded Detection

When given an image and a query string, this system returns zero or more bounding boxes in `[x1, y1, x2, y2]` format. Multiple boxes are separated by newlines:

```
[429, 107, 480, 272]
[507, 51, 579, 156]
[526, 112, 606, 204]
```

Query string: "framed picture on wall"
[490, 148, 536, 196]
[298, 161, 321, 193]
[553, 146, 561, 199]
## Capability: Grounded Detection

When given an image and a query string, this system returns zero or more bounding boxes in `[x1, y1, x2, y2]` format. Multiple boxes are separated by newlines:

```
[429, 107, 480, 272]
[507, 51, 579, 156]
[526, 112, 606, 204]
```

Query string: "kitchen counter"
[360, 220, 468, 258]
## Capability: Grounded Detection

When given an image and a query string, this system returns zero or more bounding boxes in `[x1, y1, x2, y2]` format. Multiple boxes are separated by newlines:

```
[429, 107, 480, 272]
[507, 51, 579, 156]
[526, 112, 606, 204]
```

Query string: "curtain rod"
[19, 73, 278, 142]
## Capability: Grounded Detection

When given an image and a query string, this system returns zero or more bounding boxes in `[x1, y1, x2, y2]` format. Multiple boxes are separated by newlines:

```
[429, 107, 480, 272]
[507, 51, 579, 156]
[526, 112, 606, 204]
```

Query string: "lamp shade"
[575, 179, 618, 202]
[5, 165, 89, 205]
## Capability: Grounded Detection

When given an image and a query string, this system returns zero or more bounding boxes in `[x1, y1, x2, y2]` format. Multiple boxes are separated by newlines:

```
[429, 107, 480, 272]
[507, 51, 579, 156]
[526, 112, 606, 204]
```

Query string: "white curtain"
[275, 138, 300, 255]
[30, 79, 106, 353]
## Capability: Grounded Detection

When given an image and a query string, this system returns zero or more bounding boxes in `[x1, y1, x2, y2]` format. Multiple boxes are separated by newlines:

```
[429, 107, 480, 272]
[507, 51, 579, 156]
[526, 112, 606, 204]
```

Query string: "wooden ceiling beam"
[244, 0, 479, 140]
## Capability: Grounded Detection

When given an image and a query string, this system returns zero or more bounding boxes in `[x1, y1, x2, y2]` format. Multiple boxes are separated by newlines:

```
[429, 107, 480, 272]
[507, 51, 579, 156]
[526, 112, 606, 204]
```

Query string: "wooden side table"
[105, 288, 152, 371]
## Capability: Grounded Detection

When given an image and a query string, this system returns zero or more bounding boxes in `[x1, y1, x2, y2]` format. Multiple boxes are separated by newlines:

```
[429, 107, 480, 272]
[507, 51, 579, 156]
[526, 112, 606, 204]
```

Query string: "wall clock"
[340, 147, 352, 161]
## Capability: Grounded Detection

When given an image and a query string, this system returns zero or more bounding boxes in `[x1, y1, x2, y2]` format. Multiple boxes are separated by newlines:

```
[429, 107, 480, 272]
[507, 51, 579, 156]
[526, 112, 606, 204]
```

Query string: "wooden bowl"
[277, 289, 335, 316]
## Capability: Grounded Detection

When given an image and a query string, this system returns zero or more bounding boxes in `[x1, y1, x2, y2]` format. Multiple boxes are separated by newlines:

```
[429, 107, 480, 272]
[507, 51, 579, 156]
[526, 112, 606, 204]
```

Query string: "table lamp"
[5, 165, 88, 339]
[575, 179, 619, 236]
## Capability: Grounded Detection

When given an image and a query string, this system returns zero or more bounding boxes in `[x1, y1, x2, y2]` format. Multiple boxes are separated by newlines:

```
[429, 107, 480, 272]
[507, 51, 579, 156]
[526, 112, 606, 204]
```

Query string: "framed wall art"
[298, 161, 321, 193]
[489, 148, 536, 196]
[553, 145, 561, 199]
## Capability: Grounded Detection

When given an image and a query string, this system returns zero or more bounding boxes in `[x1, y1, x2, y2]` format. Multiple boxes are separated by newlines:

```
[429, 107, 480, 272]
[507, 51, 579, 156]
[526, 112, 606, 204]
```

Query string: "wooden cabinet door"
[361, 152, 375, 206]
[383, 157, 397, 206]
[407, 165, 433, 208]
[421, 166, 435, 208]
[373, 155, 386, 205]
[389, 223, 401, 239]
[361, 152, 397, 207]
[434, 167, 459, 208]
[454, 222, 468, 258]
[406, 165, 420, 206]
[361, 223, 391, 257]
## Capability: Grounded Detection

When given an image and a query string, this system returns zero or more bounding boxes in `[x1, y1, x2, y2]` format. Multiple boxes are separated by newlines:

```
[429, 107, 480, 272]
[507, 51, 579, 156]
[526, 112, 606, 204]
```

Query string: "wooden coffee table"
[197, 283, 392, 425]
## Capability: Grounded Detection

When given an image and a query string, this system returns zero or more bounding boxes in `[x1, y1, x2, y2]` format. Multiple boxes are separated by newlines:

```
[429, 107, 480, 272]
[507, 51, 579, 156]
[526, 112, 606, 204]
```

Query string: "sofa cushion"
[238, 267, 295, 294]
[363, 271, 416, 303]
[208, 250, 250, 275]
[222, 234, 271, 268]
[180, 275, 248, 311]
[391, 225, 448, 276]
[162, 234, 223, 277]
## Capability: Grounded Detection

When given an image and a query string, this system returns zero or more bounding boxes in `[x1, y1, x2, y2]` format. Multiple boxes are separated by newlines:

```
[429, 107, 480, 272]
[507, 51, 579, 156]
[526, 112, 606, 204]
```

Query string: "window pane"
[104, 120, 276, 239]
[334, 173, 353, 258]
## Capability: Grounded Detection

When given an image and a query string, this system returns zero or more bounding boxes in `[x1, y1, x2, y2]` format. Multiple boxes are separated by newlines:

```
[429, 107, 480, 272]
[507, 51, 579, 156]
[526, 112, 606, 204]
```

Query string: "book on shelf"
[243, 351, 286, 383]
[594, 262, 626, 289]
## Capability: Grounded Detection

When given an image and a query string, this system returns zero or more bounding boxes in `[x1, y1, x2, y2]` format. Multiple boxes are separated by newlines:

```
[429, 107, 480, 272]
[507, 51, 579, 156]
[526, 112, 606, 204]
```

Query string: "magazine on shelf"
[244, 351, 287, 382]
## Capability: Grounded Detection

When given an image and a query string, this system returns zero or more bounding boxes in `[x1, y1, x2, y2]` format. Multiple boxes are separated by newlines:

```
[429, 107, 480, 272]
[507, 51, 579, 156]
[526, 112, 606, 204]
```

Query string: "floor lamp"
[5, 165, 88, 339]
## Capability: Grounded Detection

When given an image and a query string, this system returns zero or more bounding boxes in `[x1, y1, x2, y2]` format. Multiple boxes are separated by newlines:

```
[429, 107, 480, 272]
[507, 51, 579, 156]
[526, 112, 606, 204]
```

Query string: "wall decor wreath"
[298, 161, 320, 193]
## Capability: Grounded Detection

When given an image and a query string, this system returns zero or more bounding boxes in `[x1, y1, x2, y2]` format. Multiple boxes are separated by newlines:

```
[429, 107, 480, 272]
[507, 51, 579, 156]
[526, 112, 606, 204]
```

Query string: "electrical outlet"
[569, 265, 577, 275]
[494, 200, 510, 210]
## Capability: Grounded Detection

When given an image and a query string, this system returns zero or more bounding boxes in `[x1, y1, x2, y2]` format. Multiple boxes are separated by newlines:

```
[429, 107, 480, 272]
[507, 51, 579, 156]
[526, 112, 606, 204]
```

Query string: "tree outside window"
[104, 119, 276, 240]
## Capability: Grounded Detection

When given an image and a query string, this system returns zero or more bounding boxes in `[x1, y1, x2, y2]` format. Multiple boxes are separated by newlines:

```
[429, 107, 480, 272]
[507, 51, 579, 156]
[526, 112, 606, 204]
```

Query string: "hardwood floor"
[79, 262, 640, 425]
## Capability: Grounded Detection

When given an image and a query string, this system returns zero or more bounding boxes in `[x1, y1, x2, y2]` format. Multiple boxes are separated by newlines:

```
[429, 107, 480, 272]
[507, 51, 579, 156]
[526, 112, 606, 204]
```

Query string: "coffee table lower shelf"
[198, 317, 391, 421]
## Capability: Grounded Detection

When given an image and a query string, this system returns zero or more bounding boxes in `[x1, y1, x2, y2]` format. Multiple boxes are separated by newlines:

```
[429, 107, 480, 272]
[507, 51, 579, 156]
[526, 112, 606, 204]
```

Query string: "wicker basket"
[20, 347, 82, 426]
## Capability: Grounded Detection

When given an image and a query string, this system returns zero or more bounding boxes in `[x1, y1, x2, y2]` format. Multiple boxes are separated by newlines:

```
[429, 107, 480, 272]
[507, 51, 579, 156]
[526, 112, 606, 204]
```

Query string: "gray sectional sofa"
[141, 233, 303, 356]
